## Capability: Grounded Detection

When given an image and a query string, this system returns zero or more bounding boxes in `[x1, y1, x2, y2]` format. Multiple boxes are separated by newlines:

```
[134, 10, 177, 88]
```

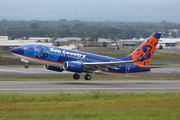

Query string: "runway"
[0, 80, 180, 93]
[0, 67, 180, 93]
[0, 67, 180, 76]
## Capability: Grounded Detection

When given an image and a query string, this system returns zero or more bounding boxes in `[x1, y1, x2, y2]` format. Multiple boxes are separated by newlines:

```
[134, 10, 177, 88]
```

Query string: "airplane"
[75, 47, 79, 51]
[10, 32, 161, 80]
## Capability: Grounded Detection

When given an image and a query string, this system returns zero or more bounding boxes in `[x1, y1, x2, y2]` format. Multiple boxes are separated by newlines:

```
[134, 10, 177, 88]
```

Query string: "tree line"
[1, 19, 180, 29]
[0, 20, 179, 40]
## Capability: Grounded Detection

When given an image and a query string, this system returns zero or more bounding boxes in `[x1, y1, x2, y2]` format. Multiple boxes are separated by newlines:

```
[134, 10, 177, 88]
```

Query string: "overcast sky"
[0, 0, 180, 22]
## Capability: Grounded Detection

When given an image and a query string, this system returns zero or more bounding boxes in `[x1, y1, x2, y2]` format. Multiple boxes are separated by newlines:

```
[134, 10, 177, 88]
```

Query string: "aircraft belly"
[96, 64, 150, 75]
[14, 53, 64, 68]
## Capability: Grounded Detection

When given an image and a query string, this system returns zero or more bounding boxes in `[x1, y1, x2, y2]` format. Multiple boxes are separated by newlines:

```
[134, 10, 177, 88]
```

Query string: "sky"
[0, 0, 180, 22]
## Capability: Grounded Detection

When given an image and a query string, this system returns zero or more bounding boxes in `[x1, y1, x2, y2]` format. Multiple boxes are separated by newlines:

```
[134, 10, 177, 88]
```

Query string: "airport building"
[0, 36, 8, 40]
[54, 37, 83, 46]
[0, 36, 53, 51]
[117, 38, 180, 49]
[28, 37, 52, 42]
[54, 37, 111, 47]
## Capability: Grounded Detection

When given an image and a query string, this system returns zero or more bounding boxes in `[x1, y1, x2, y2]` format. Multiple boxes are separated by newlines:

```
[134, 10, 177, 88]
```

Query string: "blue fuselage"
[11, 44, 150, 74]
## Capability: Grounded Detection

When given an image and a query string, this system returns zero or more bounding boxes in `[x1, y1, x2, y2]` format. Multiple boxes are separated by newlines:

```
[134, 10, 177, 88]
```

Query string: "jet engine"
[64, 61, 84, 73]
[44, 65, 64, 72]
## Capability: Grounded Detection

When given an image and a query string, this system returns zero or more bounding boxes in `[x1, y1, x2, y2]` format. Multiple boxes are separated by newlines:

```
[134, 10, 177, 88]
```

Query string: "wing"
[83, 59, 139, 71]
[83, 50, 149, 71]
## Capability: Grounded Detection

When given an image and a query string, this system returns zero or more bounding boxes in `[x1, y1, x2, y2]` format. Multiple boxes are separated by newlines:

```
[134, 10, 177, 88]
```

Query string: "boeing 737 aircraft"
[11, 33, 161, 80]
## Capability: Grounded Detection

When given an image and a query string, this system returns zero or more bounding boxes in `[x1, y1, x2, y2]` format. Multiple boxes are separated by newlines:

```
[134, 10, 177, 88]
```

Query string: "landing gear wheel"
[84, 75, 91, 80]
[73, 74, 80, 80]
[25, 64, 29, 69]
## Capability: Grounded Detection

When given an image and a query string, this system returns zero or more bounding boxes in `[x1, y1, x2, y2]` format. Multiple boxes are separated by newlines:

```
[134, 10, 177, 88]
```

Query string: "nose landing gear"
[25, 64, 29, 69]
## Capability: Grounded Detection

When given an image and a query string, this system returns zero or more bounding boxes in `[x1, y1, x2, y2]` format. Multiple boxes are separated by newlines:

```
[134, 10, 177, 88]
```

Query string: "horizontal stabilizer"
[139, 66, 168, 70]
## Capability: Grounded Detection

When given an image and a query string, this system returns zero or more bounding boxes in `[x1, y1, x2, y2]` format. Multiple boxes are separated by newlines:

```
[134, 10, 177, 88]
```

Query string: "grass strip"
[0, 92, 179, 119]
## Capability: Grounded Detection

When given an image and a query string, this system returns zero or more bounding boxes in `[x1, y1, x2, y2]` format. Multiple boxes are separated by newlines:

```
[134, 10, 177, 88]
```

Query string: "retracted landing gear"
[73, 73, 80, 80]
[25, 64, 29, 69]
[84, 74, 91, 80]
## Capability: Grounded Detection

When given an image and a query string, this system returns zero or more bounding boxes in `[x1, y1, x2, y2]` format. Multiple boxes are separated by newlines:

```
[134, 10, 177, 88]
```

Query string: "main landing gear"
[25, 64, 29, 69]
[73, 73, 80, 80]
[73, 73, 92, 80]
[84, 74, 91, 80]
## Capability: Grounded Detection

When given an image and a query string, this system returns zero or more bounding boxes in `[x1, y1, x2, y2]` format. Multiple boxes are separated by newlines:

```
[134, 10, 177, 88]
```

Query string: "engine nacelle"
[44, 65, 64, 72]
[64, 61, 84, 73]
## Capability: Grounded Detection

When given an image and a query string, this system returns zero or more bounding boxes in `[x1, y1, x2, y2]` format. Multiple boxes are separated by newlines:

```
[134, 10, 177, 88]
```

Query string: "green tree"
[45, 34, 49, 37]
[72, 33, 79, 37]
[117, 34, 123, 39]
[142, 30, 152, 38]
[57, 41, 60, 46]
[53, 32, 60, 39]
[103, 42, 107, 47]
[164, 30, 169, 37]
[82, 32, 88, 37]
[45, 39, 48, 43]
[171, 31, 177, 38]
[91, 32, 98, 42]
[136, 33, 140, 39]
[29, 23, 40, 29]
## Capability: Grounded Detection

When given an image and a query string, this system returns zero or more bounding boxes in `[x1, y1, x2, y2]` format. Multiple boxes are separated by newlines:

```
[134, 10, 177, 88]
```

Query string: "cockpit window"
[20, 46, 28, 49]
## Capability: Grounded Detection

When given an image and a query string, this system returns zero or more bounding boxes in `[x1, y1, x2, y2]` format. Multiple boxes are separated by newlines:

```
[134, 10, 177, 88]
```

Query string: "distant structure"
[117, 40, 145, 48]
[54, 37, 83, 46]
[158, 38, 180, 48]
[0, 36, 53, 51]
[28, 37, 52, 42]
[117, 38, 180, 50]
[54, 37, 111, 47]
[0, 36, 8, 40]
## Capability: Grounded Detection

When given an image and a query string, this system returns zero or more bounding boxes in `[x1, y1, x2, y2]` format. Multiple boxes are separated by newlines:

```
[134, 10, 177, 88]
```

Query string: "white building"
[0, 36, 53, 48]
[0, 40, 53, 47]
[157, 38, 180, 48]
[97, 38, 111, 43]
[0, 36, 8, 40]
[29, 37, 52, 42]
[55, 37, 82, 42]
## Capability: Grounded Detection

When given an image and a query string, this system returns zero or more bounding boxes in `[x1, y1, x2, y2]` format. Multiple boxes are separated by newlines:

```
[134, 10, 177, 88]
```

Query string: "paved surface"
[0, 80, 179, 93]
[0, 68, 180, 76]
[0, 68, 70, 75]
[0, 68, 180, 93]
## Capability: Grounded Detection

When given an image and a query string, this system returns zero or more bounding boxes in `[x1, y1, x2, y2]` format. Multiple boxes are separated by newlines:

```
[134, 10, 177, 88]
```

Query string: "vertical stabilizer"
[131, 32, 161, 66]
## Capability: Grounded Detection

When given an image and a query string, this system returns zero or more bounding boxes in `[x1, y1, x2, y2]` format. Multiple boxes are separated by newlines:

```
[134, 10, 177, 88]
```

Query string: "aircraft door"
[125, 64, 130, 73]
[34, 45, 39, 57]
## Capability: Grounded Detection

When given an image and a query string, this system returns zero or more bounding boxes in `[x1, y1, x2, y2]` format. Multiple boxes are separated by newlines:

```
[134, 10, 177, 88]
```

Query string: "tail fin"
[131, 32, 161, 66]
[75, 47, 79, 51]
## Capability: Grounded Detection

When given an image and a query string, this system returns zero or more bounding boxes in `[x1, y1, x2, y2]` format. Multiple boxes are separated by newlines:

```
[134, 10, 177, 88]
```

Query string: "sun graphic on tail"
[131, 33, 161, 66]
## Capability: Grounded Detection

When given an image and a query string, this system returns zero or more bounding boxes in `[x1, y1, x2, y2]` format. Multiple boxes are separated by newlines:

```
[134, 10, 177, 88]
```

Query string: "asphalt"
[0, 80, 179, 93]
[0, 67, 180, 93]
[0, 67, 180, 76]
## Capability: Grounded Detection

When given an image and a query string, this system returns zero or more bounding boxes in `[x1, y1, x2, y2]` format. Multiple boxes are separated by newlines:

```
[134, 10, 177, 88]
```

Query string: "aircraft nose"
[10, 48, 16, 53]
[10, 48, 19, 53]
[10, 47, 24, 55]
